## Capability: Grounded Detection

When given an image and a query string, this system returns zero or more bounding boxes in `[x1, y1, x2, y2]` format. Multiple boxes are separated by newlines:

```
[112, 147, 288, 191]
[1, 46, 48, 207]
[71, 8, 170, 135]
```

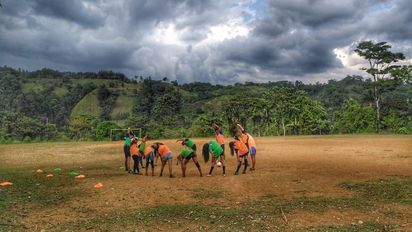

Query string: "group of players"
[122, 123, 257, 178]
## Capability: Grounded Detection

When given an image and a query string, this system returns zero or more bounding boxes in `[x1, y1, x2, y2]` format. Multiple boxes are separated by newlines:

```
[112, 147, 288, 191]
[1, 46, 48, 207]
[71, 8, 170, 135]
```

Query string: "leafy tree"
[355, 41, 406, 132]
[0, 70, 21, 111]
[69, 114, 99, 140]
[333, 98, 376, 133]
[96, 121, 119, 140]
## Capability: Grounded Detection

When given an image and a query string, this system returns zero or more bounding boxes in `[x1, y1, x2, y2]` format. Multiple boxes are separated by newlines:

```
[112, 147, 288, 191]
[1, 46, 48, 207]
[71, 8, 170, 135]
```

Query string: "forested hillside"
[0, 66, 411, 142]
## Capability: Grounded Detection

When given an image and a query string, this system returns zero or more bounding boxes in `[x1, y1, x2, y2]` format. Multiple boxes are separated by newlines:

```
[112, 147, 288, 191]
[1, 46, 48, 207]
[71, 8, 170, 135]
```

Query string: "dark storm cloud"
[33, 0, 106, 28]
[213, 0, 412, 82]
[0, 0, 411, 84]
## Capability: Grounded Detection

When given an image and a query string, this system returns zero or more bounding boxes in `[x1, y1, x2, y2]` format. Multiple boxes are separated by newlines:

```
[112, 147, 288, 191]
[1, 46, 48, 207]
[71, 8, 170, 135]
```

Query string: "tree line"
[0, 41, 411, 142]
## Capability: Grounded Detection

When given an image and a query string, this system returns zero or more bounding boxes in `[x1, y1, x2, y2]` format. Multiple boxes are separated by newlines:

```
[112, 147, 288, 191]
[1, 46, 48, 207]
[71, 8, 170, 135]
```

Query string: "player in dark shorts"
[176, 138, 202, 177]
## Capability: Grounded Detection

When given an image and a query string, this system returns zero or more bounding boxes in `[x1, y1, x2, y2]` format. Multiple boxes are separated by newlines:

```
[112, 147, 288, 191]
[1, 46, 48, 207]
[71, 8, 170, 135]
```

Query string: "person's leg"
[132, 156, 139, 173]
[155, 153, 159, 166]
[127, 156, 132, 173]
[182, 159, 189, 177]
[139, 156, 145, 168]
[207, 157, 216, 176]
[124, 145, 130, 171]
[145, 157, 150, 176]
[243, 155, 248, 174]
[167, 158, 173, 178]
[150, 159, 155, 176]
[220, 154, 226, 176]
[234, 154, 241, 175]
[159, 158, 166, 177]
[192, 156, 203, 177]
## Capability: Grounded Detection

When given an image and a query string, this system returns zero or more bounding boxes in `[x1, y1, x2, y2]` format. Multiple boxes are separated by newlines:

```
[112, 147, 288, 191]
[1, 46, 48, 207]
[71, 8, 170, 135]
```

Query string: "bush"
[23, 136, 31, 143]
[96, 121, 119, 140]
[0, 137, 7, 144]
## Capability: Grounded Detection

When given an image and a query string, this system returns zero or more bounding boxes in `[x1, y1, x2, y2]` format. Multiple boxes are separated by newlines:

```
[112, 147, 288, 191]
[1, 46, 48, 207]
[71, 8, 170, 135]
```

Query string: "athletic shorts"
[250, 146, 256, 156]
[184, 153, 195, 160]
[145, 152, 154, 161]
[124, 145, 131, 158]
[161, 152, 173, 161]
[239, 152, 248, 157]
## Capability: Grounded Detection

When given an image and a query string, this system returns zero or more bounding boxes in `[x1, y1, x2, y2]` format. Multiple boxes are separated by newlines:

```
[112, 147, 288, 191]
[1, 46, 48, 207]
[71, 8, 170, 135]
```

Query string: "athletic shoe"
[250, 168, 255, 171]
[206, 174, 212, 177]
[169, 174, 174, 178]
[242, 171, 246, 174]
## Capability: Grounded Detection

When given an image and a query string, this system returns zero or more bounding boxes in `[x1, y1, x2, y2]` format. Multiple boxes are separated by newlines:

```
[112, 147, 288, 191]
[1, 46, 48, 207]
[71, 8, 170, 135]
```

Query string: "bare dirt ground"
[1, 135, 411, 231]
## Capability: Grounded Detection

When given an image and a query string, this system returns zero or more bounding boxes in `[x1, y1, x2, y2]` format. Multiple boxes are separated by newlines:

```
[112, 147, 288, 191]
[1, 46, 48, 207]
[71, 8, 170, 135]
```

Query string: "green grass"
[0, 167, 88, 231]
[59, 178, 412, 231]
[339, 178, 412, 205]
[110, 95, 136, 120]
[62, 202, 287, 231]
[70, 89, 101, 118]
[52, 86, 68, 96]
[0, 168, 84, 208]
[192, 188, 223, 199]
[317, 221, 397, 232]
[21, 82, 45, 93]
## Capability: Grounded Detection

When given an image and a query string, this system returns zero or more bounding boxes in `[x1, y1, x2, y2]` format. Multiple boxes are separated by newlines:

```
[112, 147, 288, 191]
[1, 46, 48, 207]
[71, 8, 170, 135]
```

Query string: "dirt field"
[1, 135, 411, 231]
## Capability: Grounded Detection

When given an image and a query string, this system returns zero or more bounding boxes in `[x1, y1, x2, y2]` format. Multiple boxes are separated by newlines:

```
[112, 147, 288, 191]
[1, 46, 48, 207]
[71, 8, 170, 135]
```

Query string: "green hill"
[70, 89, 101, 118]
[1, 66, 411, 141]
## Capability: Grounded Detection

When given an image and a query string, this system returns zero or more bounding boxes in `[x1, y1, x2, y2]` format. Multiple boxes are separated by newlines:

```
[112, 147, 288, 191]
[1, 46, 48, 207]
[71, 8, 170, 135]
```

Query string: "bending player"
[176, 149, 203, 177]
[151, 142, 174, 178]
[237, 124, 257, 171]
[229, 136, 249, 175]
[202, 140, 226, 177]
[139, 136, 155, 176]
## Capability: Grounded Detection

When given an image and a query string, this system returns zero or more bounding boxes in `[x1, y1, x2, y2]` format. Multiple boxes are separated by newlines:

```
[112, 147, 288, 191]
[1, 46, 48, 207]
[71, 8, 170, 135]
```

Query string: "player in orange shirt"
[237, 124, 257, 171]
[212, 123, 225, 157]
[130, 138, 142, 175]
[151, 142, 174, 178]
[138, 136, 155, 176]
[229, 136, 249, 175]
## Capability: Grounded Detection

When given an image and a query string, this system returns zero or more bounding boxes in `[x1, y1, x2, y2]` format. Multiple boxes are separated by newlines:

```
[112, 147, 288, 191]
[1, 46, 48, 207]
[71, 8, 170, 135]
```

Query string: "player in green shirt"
[177, 138, 197, 151]
[176, 148, 203, 177]
[202, 140, 226, 177]
[123, 127, 134, 173]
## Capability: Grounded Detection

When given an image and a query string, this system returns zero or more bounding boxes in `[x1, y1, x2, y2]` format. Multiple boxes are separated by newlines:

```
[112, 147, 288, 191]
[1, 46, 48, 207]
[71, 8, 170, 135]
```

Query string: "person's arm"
[236, 124, 245, 133]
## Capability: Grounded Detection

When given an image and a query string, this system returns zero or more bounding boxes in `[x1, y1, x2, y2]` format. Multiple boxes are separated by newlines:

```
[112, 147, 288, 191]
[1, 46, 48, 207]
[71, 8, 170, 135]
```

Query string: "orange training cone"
[75, 174, 86, 179]
[46, 174, 54, 177]
[36, 169, 44, 173]
[94, 182, 103, 188]
[0, 182, 13, 186]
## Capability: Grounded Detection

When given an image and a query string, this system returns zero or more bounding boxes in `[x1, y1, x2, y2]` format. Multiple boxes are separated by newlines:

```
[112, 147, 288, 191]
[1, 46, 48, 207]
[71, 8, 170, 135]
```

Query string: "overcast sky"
[1, 0, 411, 84]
